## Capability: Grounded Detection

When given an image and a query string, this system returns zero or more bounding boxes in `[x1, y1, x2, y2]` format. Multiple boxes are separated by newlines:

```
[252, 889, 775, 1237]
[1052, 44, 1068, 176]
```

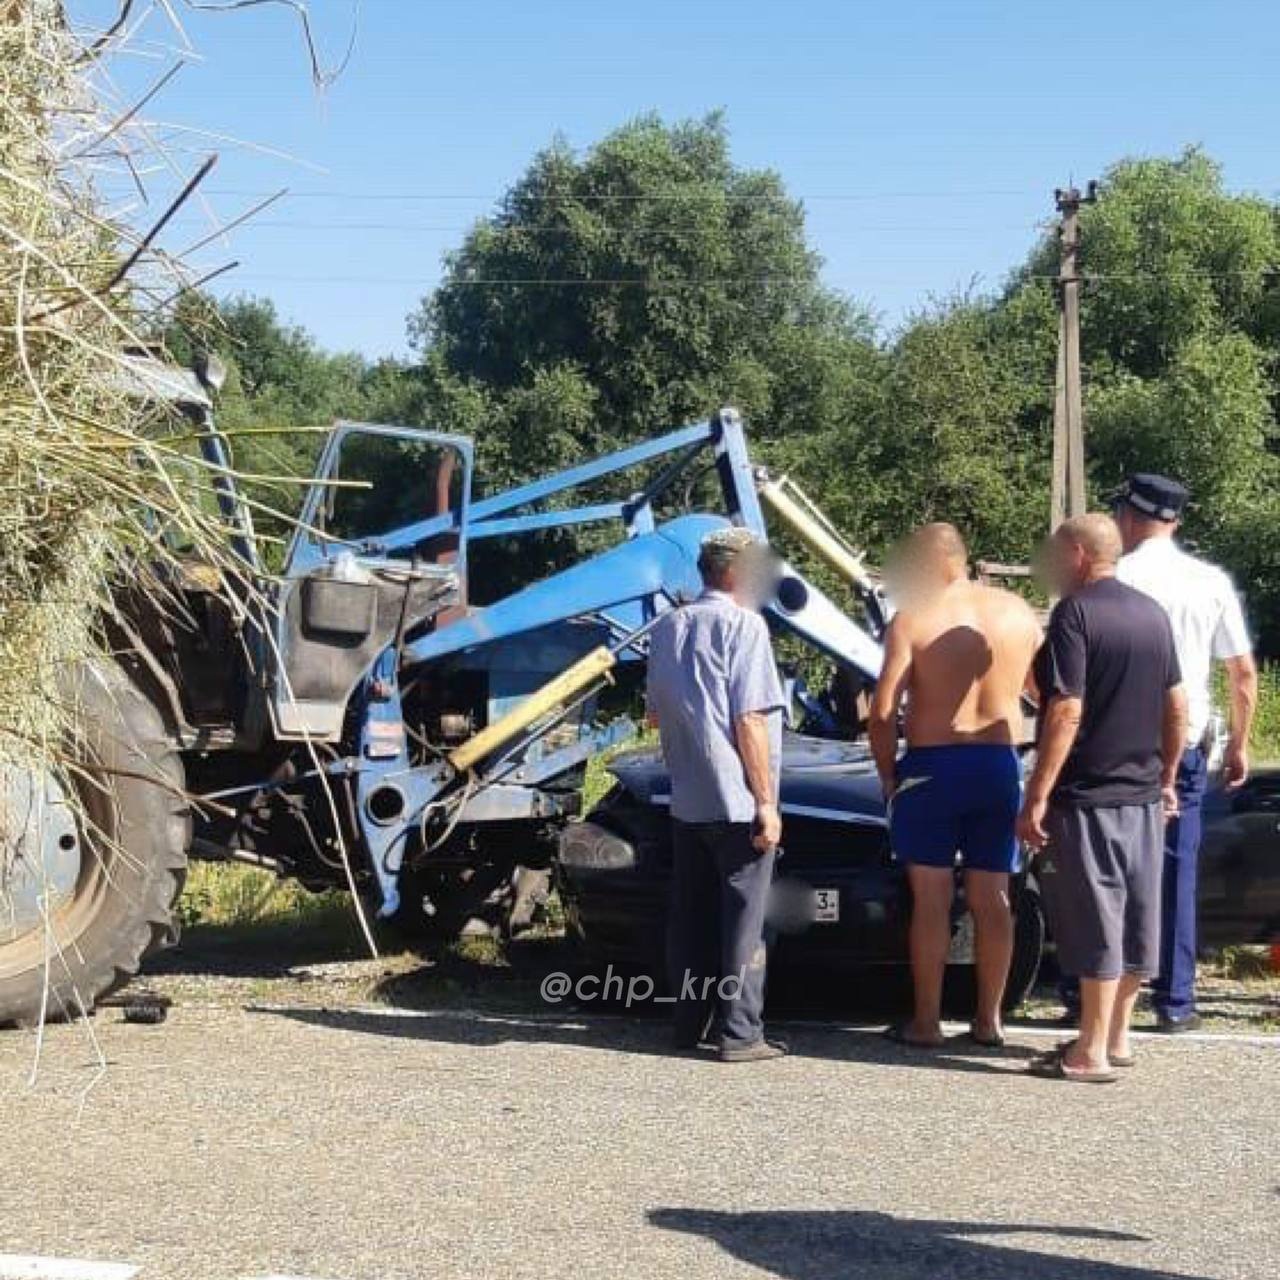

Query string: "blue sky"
[80, 0, 1280, 357]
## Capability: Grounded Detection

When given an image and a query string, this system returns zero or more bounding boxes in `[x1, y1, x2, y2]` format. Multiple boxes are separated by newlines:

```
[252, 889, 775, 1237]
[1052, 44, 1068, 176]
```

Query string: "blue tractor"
[0, 356, 889, 1024]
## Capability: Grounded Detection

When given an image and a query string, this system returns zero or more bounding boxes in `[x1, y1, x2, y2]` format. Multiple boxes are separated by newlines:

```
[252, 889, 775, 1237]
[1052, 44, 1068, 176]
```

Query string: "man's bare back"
[896, 580, 1041, 747]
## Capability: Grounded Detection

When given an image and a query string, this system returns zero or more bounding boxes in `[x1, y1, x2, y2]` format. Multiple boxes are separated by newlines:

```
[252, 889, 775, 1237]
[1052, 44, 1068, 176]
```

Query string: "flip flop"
[883, 1021, 944, 1050]
[1051, 1037, 1134, 1068]
[965, 1026, 1006, 1049]
[1028, 1044, 1118, 1084]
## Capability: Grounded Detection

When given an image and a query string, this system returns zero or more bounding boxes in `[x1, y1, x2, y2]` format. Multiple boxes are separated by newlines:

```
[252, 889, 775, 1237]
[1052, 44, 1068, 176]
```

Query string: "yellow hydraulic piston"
[757, 475, 875, 592]
[447, 645, 617, 774]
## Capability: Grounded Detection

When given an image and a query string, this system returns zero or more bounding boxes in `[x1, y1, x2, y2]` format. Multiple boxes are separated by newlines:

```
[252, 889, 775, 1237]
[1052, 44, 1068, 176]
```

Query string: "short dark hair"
[1056, 512, 1122, 565]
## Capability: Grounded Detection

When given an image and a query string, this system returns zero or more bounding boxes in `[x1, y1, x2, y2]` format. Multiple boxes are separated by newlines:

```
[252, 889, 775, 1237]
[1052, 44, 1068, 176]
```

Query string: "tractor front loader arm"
[284, 407, 886, 921]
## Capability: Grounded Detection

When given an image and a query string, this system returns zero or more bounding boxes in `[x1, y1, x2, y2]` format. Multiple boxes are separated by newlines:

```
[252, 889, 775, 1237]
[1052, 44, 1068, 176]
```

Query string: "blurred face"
[731, 549, 782, 609]
[885, 536, 949, 608]
[1113, 503, 1140, 553]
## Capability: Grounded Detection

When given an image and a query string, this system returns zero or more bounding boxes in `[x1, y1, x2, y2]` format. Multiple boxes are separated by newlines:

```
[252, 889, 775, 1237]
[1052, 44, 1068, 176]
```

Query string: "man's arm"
[867, 615, 913, 797]
[1161, 684, 1189, 816]
[1023, 663, 1041, 704]
[1025, 615, 1046, 698]
[1017, 696, 1082, 848]
[1222, 653, 1258, 789]
[1212, 580, 1255, 788]
[734, 711, 780, 852]
[1017, 597, 1085, 849]
[728, 614, 786, 854]
[644, 646, 660, 733]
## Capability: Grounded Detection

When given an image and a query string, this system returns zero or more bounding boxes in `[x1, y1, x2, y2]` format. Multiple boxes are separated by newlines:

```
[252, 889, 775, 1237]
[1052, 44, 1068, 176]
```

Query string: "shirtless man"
[869, 523, 1041, 1048]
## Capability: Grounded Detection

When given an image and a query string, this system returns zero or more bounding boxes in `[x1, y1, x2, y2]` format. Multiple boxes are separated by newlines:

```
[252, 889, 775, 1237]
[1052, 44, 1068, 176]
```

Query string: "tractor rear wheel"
[0, 663, 190, 1027]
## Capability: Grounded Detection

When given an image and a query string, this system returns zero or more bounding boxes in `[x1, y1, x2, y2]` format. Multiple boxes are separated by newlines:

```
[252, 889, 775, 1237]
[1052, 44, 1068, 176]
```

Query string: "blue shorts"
[889, 744, 1022, 874]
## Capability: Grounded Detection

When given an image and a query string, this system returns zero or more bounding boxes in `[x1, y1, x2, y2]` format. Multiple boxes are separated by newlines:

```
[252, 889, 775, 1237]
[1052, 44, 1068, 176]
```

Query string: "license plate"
[813, 888, 840, 923]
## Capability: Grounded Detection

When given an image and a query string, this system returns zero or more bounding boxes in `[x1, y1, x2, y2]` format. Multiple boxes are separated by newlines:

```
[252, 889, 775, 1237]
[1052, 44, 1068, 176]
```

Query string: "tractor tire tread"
[0, 662, 191, 1028]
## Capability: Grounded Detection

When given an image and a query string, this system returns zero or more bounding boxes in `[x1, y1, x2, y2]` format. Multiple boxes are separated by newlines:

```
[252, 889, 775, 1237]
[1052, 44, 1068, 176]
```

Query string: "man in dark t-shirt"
[1018, 514, 1187, 1083]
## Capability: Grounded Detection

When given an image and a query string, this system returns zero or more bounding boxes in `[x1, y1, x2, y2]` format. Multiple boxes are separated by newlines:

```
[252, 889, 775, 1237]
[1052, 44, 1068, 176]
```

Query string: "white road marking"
[253, 1002, 1280, 1047]
[0, 1261, 347, 1280]
[949, 1021, 1280, 1047]
[0, 1257, 139, 1280]
[881, 1020, 1280, 1048]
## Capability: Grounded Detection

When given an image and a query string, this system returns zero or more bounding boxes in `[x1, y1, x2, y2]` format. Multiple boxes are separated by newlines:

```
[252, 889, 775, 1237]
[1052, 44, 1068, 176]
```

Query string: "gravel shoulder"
[1, 997, 1277, 1280]
[134, 914, 1280, 1032]
[0, 920, 1276, 1280]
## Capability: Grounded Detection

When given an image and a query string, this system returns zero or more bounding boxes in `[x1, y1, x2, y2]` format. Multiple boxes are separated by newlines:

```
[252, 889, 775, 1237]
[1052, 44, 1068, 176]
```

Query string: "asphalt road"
[1, 1001, 1277, 1280]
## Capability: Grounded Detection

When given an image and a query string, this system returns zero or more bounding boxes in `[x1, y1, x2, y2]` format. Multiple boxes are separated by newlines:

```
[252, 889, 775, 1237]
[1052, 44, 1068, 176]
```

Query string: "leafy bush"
[1249, 665, 1280, 761]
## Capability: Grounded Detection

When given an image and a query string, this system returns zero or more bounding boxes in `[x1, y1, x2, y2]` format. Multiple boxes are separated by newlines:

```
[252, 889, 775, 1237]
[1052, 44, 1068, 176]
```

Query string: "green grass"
[1213, 660, 1280, 760]
[178, 861, 350, 932]
[582, 727, 656, 810]
[1213, 944, 1279, 982]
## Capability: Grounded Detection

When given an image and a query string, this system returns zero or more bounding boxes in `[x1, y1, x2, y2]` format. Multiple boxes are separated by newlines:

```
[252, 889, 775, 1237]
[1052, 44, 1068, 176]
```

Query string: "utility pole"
[1050, 181, 1097, 529]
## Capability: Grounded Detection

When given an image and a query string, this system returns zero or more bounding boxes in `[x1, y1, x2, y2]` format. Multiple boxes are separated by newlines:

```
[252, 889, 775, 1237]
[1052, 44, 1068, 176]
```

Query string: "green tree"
[408, 114, 882, 491]
[1069, 151, 1280, 647]
[1076, 149, 1277, 378]
[163, 293, 413, 549]
[816, 287, 1057, 565]
[173, 137, 1280, 650]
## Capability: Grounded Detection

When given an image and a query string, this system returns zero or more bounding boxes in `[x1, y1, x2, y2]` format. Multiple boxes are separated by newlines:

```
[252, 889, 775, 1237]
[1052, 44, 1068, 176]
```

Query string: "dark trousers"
[1153, 747, 1207, 1019]
[667, 819, 775, 1048]
[1058, 747, 1208, 1018]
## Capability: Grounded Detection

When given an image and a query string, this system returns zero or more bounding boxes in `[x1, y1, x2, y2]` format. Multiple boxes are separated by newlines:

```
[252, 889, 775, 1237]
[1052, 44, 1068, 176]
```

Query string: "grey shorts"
[1039, 801, 1162, 981]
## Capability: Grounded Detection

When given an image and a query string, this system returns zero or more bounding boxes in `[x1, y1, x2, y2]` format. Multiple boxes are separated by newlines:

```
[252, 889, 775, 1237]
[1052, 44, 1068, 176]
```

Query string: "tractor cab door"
[270, 423, 474, 740]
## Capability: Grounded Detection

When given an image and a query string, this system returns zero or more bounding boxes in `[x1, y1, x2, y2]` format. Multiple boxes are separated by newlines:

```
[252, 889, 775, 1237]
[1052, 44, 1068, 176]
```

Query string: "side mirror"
[193, 350, 227, 396]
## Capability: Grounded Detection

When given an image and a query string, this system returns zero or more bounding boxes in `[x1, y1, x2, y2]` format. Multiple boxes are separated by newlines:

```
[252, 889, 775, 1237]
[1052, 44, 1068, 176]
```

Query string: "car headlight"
[559, 821, 639, 872]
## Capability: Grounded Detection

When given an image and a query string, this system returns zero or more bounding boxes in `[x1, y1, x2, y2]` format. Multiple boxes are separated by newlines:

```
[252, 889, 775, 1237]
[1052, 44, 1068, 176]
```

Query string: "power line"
[211, 270, 1280, 288]
[155, 218, 1047, 235]
[102, 185, 1042, 204]
[1049, 269, 1280, 282]
[224, 275, 834, 287]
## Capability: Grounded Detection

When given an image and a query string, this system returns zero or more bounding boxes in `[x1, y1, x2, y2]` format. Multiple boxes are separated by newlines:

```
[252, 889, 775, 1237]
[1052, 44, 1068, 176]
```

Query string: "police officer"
[646, 527, 787, 1062]
[1112, 474, 1257, 1032]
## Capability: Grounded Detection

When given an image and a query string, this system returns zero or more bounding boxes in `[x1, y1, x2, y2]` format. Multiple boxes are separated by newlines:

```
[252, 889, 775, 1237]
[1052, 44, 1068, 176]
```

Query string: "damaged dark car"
[558, 735, 1049, 1012]
[558, 741, 1280, 1012]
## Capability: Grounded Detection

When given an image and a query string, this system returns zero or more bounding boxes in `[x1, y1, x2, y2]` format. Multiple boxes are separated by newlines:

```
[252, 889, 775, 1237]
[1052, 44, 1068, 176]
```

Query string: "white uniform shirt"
[1116, 537, 1252, 744]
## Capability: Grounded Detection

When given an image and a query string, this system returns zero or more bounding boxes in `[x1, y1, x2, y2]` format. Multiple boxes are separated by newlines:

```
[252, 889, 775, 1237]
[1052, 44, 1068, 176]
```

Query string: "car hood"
[609, 733, 886, 825]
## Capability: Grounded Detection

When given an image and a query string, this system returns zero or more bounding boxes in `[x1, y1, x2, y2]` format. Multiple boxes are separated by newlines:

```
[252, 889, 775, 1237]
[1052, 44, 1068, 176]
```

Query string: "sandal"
[1028, 1043, 1118, 1084]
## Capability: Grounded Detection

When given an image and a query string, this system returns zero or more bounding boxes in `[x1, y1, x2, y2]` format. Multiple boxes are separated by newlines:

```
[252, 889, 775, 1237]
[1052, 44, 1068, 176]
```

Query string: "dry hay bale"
[0, 2, 245, 884]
